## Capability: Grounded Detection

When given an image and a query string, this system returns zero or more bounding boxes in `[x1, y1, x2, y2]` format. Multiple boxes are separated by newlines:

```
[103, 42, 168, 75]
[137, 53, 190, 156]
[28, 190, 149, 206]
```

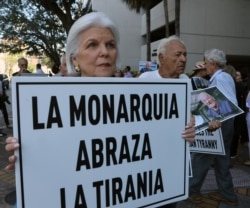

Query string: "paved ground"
[1, 88, 250, 208]
[176, 144, 250, 208]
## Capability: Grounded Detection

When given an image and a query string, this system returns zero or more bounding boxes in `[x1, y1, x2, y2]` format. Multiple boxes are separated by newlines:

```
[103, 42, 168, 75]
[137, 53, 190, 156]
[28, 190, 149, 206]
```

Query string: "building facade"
[2, 1, 249, 74]
[142, 0, 250, 73]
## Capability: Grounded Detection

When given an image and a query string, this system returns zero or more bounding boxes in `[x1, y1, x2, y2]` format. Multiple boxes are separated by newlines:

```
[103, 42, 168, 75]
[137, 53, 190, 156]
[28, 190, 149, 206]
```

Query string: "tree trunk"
[146, 6, 151, 61]
[163, 0, 170, 37]
[175, 0, 180, 36]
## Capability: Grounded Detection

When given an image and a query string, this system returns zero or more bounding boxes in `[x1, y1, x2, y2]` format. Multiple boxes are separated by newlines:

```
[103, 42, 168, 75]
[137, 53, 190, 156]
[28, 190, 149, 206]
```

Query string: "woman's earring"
[75, 66, 80, 72]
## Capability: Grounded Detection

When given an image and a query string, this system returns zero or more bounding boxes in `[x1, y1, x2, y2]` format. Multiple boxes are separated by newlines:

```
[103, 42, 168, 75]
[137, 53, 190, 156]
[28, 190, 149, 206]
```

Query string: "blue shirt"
[209, 69, 237, 104]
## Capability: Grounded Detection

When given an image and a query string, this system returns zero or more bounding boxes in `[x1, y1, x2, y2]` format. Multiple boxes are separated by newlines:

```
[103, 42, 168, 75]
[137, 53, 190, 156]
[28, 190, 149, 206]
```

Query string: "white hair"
[60, 54, 65, 64]
[66, 12, 120, 74]
[157, 36, 185, 67]
[204, 48, 227, 68]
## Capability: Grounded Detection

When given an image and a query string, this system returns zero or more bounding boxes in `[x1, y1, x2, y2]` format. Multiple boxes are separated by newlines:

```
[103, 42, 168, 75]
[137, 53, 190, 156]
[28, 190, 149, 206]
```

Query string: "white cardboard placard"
[190, 129, 225, 155]
[12, 77, 191, 208]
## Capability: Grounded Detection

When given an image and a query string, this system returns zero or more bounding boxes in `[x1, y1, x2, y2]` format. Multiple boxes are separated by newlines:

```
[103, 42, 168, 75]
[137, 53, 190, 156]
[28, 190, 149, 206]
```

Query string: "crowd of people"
[3, 11, 250, 207]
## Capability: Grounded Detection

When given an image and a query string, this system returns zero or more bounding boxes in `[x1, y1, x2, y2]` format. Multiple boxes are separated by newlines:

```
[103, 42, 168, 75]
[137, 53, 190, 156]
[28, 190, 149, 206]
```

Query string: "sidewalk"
[177, 143, 250, 208]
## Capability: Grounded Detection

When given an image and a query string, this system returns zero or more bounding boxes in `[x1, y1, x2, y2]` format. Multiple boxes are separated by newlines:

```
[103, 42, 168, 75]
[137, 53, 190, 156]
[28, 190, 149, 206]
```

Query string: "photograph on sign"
[12, 77, 191, 208]
[191, 86, 243, 133]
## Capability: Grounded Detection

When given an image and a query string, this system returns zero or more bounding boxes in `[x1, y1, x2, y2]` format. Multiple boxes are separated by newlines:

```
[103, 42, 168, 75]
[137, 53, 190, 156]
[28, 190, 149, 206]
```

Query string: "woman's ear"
[71, 54, 78, 68]
[158, 53, 164, 65]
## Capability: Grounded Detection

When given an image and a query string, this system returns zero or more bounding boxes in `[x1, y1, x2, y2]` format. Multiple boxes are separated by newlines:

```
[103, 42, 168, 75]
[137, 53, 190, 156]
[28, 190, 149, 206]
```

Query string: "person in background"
[190, 61, 209, 79]
[123, 65, 133, 77]
[140, 37, 187, 79]
[235, 70, 249, 146]
[139, 37, 191, 208]
[113, 69, 122, 77]
[235, 71, 242, 82]
[5, 12, 195, 208]
[12, 57, 30, 76]
[223, 64, 249, 158]
[54, 54, 68, 76]
[0, 80, 7, 137]
[189, 61, 209, 89]
[140, 61, 151, 74]
[139, 36, 220, 208]
[35, 63, 44, 74]
[138, 37, 220, 132]
[0, 78, 11, 129]
[244, 91, 250, 166]
[189, 49, 238, 206]
[51, 63, 60, 75]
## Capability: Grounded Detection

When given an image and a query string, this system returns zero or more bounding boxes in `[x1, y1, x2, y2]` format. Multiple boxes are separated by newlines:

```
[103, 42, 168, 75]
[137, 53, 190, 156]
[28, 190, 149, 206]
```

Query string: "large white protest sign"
[12, 77, 191, 208]
[189, 129, 225, 155]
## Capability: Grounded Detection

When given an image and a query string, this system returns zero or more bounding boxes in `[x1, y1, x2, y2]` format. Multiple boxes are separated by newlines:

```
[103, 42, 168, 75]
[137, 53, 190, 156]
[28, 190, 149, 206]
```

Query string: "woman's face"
[60, 56, 67, 76]
[235, 71, 242, 82]
[72, 27, 117, 77]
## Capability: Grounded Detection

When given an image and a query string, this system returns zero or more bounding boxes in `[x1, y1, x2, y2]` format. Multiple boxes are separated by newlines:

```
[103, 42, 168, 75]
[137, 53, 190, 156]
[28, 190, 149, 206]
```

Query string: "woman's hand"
[5, 137, 19, 170]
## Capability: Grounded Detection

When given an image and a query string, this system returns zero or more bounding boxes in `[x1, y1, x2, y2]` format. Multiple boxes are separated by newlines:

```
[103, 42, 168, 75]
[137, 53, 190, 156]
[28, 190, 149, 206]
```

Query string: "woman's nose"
[99, 45, 108, 56]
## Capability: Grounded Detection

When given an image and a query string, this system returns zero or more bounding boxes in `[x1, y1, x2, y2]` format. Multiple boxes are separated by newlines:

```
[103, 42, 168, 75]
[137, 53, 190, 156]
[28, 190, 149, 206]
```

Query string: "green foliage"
[28, 62, 36, 73]
[2, 53, 19, 77]
[0, 0, 92, 66]
[131, 70, 140, 77]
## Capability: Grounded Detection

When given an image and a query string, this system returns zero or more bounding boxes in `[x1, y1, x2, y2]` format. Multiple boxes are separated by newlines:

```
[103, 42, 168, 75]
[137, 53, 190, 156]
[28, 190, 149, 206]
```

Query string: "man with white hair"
[139, 35, 193, 208]
[140, 36, 188, 79]
[139, 36, 221, 208]
[189, 49, 238, 206]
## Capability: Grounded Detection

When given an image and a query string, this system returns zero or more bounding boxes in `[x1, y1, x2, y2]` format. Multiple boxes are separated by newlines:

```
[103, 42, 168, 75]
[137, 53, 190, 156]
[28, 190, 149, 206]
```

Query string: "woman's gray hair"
[66, 12, 120, 74]
[157, 35, 185, 67]
[204, 48, 227, 68]
[60, 54, 65, 64]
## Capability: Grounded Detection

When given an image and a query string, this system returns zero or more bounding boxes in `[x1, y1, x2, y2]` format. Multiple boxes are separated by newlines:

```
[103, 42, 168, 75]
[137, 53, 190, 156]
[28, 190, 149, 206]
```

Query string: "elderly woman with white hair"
[65, 11, 120, 77]
[5, 11, 126, 165]
[5, 12, 196, 208]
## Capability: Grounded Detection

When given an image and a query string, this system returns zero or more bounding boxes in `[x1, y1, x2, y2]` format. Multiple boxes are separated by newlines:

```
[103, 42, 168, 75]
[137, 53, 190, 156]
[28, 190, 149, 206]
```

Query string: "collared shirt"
[209, 69, 237, 104]
[124, 72, 133, 78]
[139, 70, 161, 78]
[36, 69, 44, 74]
[139, 70, 188, 79]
